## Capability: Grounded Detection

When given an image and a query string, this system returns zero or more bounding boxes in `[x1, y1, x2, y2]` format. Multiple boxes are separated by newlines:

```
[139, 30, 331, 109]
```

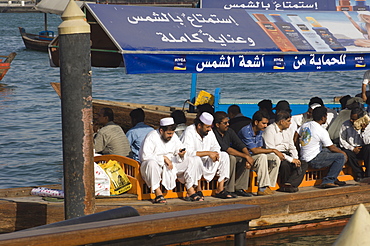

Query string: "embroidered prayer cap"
[160, 117, 174, 126]
[199, 112, 213, 125]
[310, 103, 321, 110]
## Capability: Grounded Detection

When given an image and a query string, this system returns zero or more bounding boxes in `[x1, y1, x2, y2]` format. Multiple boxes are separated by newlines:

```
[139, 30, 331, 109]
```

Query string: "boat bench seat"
[94, 155, 354, 200]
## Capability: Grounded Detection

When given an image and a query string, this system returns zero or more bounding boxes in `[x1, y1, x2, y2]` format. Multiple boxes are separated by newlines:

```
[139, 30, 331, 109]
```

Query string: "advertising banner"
[87, 3, 370, 73]
[201, 0, 370, 12]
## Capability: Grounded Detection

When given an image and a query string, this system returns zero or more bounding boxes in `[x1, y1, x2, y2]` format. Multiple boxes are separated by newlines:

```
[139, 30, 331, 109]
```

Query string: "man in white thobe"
[139, 117, 203, 203]
[181, 112, 233, 199]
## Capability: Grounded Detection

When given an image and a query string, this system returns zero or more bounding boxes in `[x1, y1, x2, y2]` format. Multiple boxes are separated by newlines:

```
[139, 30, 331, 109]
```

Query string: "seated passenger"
[295, 106, 347, 189]
[196, 103, 214, 117]
[263, 110, 308, 192]
[339, 107, 370, 181]
[258, 99, 275, 124]
[213, 111, 254, 197]
[94, 107, 131, 156]
[238, 111, 281, 196]
[291, 97, 337, 133]
[181, 112, 233, 199]
[126, 108, 154, 162]
[170, 110, 187, 137]
[139, 117, 203, 203]
[358, 70, 370, 112]
[227, 104, 251, 134]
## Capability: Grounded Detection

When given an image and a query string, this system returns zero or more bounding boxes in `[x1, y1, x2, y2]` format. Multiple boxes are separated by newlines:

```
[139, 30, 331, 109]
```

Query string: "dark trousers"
[342, 145, 370, 178]
[279, 159, 308, 188]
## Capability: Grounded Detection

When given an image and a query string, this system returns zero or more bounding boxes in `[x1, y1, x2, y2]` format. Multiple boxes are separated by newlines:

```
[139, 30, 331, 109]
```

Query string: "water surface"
[0, 12, 365, 189]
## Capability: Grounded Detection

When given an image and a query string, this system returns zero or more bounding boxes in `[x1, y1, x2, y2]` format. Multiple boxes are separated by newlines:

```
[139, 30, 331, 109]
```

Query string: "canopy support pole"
[44, 13, 47, 31]
[189, 73, 197, 113]
[59, 0, 95, 219]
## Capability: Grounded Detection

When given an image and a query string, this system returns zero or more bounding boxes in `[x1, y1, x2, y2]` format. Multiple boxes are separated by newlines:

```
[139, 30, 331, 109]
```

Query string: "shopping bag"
[98, 160, 132, 195]
[94, 162, 110, 196]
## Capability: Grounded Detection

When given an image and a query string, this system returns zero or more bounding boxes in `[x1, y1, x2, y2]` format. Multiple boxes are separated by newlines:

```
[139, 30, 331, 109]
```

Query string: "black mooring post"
[59, 0, 95, 219]
[234, 231, 247, 246]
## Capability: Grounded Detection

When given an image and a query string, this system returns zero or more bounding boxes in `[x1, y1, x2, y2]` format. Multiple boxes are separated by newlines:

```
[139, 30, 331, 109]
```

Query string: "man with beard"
[139, 117, 203, 203]
[213, 111, 254, 197]
[238, 110, 281, 195]
[181, 112, 233, 199]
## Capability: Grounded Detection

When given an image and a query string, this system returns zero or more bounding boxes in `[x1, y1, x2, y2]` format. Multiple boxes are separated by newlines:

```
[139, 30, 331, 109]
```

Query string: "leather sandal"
[153, 195, 167, 204]
[215, 189, 234, 199]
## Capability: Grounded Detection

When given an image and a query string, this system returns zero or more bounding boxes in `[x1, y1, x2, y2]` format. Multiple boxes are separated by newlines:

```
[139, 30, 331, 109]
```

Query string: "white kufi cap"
[310, 103, 321, 110]
[160, 117, 174, 126]
[199, 112, 213, 125]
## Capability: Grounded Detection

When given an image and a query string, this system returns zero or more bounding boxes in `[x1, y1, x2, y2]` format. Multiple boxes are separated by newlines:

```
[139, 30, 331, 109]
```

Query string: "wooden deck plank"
[0, 181, 369, 234]
[0, 205, 260, 246]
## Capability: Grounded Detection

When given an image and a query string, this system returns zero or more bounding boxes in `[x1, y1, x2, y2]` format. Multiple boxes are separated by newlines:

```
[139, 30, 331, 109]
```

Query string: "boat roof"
[36, 0, 90, 15]
[48, 3, 370, 74]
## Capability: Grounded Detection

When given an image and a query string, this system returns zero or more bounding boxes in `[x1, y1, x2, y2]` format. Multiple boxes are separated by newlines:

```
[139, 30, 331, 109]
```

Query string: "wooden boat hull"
[19, 27, 53, 52]
[0, 52, 16, 81]
[50, 82, 196, 132]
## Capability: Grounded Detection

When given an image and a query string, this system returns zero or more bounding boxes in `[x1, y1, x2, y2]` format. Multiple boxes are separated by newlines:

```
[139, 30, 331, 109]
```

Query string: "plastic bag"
[94, 162, 110, 196]
[31, 187, 64, 198]
[98, 160, 132, 195]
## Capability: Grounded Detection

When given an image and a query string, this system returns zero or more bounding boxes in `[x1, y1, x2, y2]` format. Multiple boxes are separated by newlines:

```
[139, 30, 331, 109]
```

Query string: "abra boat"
[18, 0, 89, 52]
[0, 52, 16, 81]
[18, 27, 54, 52]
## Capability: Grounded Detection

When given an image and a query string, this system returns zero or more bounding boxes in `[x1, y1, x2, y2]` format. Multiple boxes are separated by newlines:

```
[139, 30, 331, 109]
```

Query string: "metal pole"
[189, 73, 197, 113]
[234, 231, 247, 246]
[44, 13, 47, 31]
[59, 0, 95, 219]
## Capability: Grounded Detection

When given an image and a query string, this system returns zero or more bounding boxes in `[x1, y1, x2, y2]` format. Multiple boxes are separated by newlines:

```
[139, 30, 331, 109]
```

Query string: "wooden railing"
[0, 204, 261, 246]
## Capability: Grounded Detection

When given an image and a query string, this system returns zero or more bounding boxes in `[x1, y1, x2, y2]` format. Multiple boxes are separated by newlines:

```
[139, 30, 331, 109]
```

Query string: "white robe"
[139, 129, 201, 193]
[180, 124, 230, 182]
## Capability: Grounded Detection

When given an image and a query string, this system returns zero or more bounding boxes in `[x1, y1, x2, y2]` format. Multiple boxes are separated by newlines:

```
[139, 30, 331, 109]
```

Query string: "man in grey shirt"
[94, 107, 131, 156]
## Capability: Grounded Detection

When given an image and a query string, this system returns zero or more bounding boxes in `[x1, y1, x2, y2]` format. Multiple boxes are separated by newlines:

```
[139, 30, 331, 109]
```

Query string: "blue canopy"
[201, 0, 336, 11]
[85, 3, 370, 74]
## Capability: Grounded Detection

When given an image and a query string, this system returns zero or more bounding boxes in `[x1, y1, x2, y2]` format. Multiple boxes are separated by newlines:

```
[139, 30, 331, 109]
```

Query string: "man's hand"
[178, 148, 186, 158]
[273, 149, 285, 161]
[164, 156, 173, 170]
[209, 152, 220, 162]
[353, 146, 362, 155]
[245, 155, 254, 169]
[291, 159, 301, 167]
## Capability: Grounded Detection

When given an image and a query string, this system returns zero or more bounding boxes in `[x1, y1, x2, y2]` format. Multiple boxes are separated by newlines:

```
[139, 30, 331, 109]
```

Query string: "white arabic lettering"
[239, 55, 264, 68]
[293, 54, 346, 70]
[223, 1, 319, 10]
[196, 55, 235, 72]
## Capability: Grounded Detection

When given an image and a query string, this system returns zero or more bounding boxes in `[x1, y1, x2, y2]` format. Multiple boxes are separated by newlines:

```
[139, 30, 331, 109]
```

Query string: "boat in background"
[20, 0, 91, 52]
[18, 27, 54, 52]
[0, 52, 17, 81]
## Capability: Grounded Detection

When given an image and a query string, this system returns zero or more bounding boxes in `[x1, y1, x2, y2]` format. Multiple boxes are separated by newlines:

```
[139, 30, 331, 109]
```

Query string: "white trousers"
[252, 153, 280, 188]
[176, 156, 203, 189]
[140, 159, 177, 193]
[198, 151, 230, 182]
[140, 156, 204, 193]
